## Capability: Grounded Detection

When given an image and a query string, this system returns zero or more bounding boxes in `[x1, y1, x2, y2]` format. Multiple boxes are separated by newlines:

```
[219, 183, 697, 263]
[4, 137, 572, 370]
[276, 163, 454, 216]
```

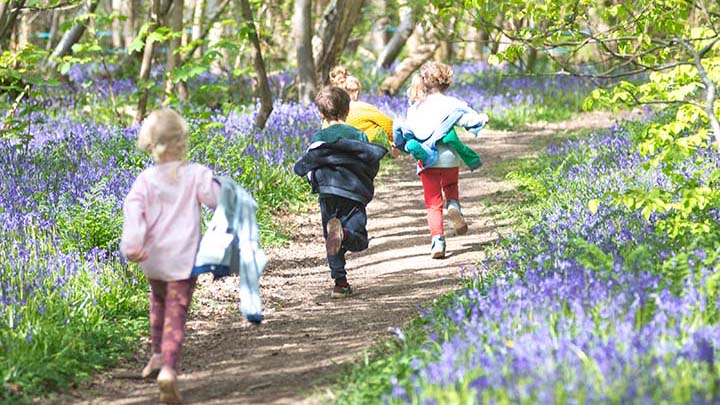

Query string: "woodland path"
[52, 111, 632, 404]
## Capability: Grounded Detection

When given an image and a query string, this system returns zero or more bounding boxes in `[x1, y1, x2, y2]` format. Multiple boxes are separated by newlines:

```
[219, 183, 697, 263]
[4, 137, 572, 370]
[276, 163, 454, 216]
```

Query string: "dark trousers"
[319, 195, 368, 280]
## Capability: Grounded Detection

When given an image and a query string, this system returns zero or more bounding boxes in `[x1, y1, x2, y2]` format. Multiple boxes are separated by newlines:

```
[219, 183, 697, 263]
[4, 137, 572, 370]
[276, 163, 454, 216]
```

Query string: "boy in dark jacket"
[293, 86, 387, 297]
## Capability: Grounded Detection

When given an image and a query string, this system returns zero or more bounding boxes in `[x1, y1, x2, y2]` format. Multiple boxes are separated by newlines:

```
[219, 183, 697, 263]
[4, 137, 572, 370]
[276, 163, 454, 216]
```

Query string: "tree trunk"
[111, 0, 123, 48]
[17, 9, 30, 49]
[164, 0, 183, 97]
[379, 30, 438, 96]
[123, 0, 136, 49]
[0, 1, 26, 52]
[524, 46, 538, 72]
[293, 0, 315, 105]
[239, 0, 273, 129]
[136, 0, 171, 122]
[312, 0, 365, 85]
[375, 2, 414, 69]
[180, 0, 229, 63]
[45, 9, 59, 50]
[50, 0, 102, 60]
[369, 0, 389, 55]
[191, 0, 205, 58]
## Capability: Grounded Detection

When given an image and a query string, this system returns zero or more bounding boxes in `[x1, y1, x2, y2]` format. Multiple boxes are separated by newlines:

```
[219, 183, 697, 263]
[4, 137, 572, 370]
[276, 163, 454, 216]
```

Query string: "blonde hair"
[137, 108, 188, 162]
[329, 66, 349, 87]
[407, 74, 426, 103]
[409, 61, 454, 103]
[328, 65, 361, 101]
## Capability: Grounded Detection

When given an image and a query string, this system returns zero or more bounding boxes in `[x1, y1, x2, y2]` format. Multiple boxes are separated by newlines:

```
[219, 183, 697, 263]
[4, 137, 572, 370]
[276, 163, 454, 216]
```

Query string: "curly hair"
[419, 61, 453, 93]
[329, 66, 362, 100]
[329, 66, 350, 87]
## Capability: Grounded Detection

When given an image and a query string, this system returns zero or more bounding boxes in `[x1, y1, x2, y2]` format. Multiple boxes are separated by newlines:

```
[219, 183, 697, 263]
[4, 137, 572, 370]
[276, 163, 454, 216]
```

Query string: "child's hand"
[391, 146, 400, 157]
[479, 113, 490, 125]
[125, 247, 148, 262]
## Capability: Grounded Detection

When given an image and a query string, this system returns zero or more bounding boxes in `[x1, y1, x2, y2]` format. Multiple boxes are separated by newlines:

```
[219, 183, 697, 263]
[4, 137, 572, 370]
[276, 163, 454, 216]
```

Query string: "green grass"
[489, 104, 575, 131]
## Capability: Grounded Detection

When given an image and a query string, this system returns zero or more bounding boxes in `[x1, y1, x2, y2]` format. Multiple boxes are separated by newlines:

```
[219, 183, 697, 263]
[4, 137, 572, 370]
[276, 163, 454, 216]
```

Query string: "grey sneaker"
[430, 235, 446, 259]
[447, 200, 468, 236]
[326, 217, 343, 256]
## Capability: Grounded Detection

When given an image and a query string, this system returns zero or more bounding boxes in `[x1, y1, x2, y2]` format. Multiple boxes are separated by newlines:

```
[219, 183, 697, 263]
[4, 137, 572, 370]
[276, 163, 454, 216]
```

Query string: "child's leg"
[161, 278, 197, 370]
[319, 197, 346, 282]
[148, 279, 168, 356]
[339, 203, 368, 253]
[439, 167, 460, 203]
[320, 196, 368, 283]
[420, 169, 445, 236]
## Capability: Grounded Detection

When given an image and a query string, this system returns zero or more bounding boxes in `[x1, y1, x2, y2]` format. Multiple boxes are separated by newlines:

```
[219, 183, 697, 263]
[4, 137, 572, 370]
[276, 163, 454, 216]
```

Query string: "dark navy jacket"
[293, 138, 387, 206]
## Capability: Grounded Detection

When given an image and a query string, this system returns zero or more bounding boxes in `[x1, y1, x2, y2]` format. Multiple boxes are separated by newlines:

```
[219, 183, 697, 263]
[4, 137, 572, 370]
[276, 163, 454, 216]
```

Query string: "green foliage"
[55, 181, 123, 253]
[468, 0, 720, 244]
[0, 233, 147, 402]
[0, 45, 58, 142]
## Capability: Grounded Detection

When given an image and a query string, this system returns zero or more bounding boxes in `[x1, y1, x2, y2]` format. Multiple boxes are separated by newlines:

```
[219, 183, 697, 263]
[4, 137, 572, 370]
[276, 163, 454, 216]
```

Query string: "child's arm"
[455, 107, 489, 135]
[120, 177, 148, 262]
[197, 166, 220, 209]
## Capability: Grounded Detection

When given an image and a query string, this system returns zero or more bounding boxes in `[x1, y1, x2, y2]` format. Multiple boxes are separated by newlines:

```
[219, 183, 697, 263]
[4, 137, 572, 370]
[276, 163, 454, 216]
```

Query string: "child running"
[398, 62, 489, 259]
[328, 66, 398, 155]
[120, 108, 219, 404]
[293, 86, 387, 297]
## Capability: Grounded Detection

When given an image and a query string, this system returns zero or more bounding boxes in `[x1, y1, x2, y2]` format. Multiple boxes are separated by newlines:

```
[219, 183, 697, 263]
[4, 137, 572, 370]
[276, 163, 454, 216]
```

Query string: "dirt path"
[54, 112, 630, 405]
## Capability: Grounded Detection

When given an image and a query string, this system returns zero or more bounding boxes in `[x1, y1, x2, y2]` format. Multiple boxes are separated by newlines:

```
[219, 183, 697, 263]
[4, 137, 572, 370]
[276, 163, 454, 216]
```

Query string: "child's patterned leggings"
[420, 167, 460, 236]
[148, 278, 196, 370]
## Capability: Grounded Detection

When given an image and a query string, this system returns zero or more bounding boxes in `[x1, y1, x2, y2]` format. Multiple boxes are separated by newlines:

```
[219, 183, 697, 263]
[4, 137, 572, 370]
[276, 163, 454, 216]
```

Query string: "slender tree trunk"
[293, 0, 315, 105]
[477, 29, 490, 59]
[45, 9, 59, 50]
[375, 2, 414, 69]
[179, 0, 229, 63]
[312, 0, 365, 85]
[17, 9, 30, 49]
[164, 0, 183, 97]
[51, 0, 101, 60]
[191, 0, 205, 58]
[370, 0, 389, 55]
[136, 0, 170, 122]
[123, 0, 136, 49]
[0, 0, 26, 52]
[111, 0, 123, 48]
[239, 0, 273, 129]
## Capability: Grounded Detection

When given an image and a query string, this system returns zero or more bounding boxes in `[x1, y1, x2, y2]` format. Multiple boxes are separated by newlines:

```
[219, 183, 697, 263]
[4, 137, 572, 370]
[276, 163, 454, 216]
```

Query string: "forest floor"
[46, 111, 637, 405]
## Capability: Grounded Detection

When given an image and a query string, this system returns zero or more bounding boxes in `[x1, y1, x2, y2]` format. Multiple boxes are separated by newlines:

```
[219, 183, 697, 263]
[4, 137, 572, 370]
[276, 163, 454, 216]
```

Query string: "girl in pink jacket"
[121, 108, 219, 404]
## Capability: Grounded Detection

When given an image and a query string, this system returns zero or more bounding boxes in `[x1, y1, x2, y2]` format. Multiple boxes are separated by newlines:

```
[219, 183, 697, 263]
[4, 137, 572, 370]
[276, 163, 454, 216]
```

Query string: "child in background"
[329, 66, 398, 156]
[293, 87, 387, 297]
[400, 62, 489, 259]
[121, 108, 219, 404]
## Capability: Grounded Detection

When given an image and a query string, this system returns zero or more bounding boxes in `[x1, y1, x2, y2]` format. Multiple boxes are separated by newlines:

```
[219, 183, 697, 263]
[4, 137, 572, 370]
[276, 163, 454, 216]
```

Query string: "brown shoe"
[157, 367, 182, 404]
[331, 283, 353, 298]
[325, 217, 343, 256]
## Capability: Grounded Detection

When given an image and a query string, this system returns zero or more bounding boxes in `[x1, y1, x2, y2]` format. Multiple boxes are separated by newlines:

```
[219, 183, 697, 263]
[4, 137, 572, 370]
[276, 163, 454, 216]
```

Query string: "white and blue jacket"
[192, 176, 267, 324]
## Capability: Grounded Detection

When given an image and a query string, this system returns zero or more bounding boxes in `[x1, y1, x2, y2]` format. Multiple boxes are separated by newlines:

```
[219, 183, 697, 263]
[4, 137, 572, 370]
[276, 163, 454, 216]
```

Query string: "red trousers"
[420, 167, 459, 236]
[148, 278, 197, 370]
